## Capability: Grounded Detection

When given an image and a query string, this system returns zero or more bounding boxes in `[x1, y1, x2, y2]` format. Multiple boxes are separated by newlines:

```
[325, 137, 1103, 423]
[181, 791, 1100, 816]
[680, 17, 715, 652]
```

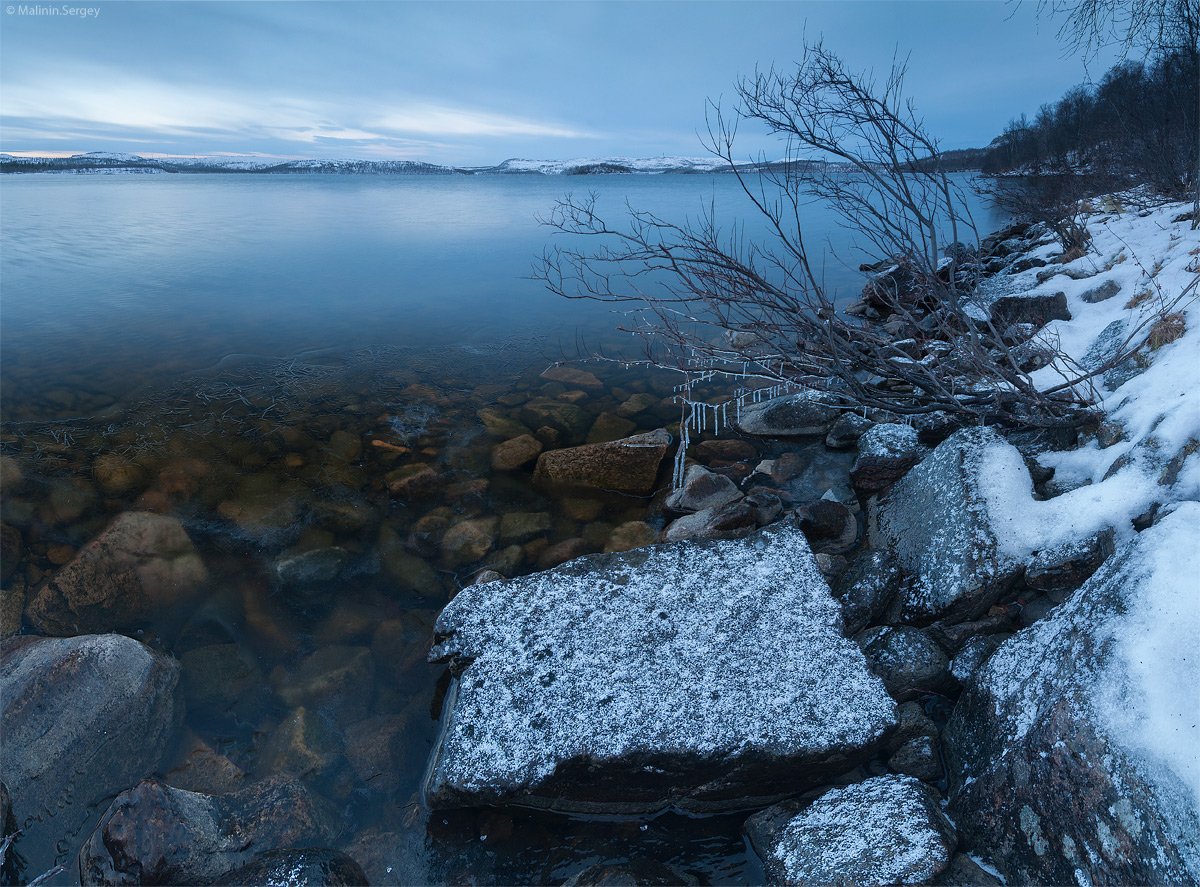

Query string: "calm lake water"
[0, 173, 1002, 885]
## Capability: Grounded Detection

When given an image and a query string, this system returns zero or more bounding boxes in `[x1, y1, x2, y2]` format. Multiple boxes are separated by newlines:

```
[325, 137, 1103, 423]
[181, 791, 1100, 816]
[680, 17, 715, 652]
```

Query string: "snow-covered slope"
[492, 156, 730, 174]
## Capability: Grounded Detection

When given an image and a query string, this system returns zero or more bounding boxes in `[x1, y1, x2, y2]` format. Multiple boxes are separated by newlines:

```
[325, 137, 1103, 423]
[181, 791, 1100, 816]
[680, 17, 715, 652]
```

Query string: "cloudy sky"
[1, 1, 1119, 165]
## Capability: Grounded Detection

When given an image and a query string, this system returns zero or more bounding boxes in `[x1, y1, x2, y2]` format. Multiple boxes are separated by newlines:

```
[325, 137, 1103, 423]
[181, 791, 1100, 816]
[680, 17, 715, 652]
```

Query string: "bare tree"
[1034, 0, 1200, 224]
[536, 43, 1192, 441]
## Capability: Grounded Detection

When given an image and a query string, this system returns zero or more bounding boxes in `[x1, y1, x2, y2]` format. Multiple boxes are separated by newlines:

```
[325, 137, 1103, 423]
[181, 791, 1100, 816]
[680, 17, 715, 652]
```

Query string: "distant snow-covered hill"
[0, 152, 748, 176]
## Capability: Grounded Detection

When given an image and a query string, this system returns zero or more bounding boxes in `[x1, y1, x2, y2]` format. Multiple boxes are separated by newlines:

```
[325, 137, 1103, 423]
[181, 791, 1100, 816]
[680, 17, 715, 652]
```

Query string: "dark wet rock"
[1080, 279, 1121, 303]
[825, 412, 874, 450]
[427, 524, 895, 814]
[78, 778, 335, 886]
[498, 511, 552, 545]
[889, 735, 943, 783]
[440, 516, 499, 568]
[586, 412, 638, 444]
[885, 701, 940, 755]
[911, 410, 963, 447]
[1009, 255, 1047, 274]
[925, 613, 1014, 656]
[0, 523, 21, 584]
[944, 506, 1200, 885]
[815, 552, 849, 581]
[834, 550, 904, 636]
[274, 546, 350, 589]
[533, 429, 671, 495]
[179, 643, 267, 720]
[92, 453, 146, 497]
[735, 391, 842, 437]
[795, 499, 857, 555]
[604, 521, 658, 553]
[1, 782, 17, 884]
[694, 438, 759, 463]
[664, 465, 742, 514]
[661, 499, 758, 543]
[378, 526, 442, 597]
[1, 634, 182, 876]
[850, 423, 929, 495]
[744, 489, 784, 526]
[949, 634, 1008, 688]
[213, 848, 368, 886]
[870, 428, 1023, 624]
[519, 399, 591, 443]
[988, 291, 1070, 329]
[1009, 337, 1056, 373]
[931, 853, 1004, 886]
[563, 860, 699, 886]
[491, 434, 543, 471]
[311, 497, 378, 535]
[215, 476, 308, 544]
[857, 625, 949, 702]
[1024, 528, 1115, 592]
[745, 776, 955, 886]
[0, 582, 24, 638]
[541, 366, 603, 389]
[27, 511, 209, 636]
[275, 645, 374, 722]
[0, 456, 24, 496]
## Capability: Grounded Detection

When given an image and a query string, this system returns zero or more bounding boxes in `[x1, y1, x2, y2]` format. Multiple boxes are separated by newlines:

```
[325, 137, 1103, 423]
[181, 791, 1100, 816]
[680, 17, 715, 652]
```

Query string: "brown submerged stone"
[533, 429, 672, 495]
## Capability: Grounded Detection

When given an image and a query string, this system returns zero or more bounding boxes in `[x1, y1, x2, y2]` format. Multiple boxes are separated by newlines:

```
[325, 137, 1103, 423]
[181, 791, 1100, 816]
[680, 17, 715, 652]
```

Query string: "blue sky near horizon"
[1, 1, 1121, 165]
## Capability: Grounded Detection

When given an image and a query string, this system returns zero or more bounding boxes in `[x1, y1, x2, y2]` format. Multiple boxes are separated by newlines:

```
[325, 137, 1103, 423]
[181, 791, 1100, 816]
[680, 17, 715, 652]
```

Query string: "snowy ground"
[980, 197, 1200, 830]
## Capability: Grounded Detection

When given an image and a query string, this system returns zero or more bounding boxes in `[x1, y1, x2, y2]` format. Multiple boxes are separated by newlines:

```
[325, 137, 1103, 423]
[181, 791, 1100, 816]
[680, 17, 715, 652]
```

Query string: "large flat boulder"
[532, 429, 671, 495]
[869, 428, 1022, 624]
[745, 775, 956, 886]
[27, 511, 209, 636]
[735, 391, 842, 437]
[1, 634, 183, 875]
[944, 504, 1200, 884]
[425, 524, 895, 814]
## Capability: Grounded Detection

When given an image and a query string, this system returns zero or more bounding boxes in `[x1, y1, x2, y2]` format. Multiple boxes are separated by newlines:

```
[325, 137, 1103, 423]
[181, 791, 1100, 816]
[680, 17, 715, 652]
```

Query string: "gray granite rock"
[426, 524, 896, 814]
[870, 428, 1023, 624]
[736, 391, 843, 438]
[857, 625, 949, 702]
[850, 423, 929, 495]
[944, 505, 1200, 885]
[1, 634, 183, 876]
[746, 775, 956, 886]
[664, 465, 743, 514]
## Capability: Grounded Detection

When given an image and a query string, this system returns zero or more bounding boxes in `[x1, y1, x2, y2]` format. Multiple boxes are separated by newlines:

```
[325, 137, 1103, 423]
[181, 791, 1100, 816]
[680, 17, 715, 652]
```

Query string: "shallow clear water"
[0, 172, 1001, 884]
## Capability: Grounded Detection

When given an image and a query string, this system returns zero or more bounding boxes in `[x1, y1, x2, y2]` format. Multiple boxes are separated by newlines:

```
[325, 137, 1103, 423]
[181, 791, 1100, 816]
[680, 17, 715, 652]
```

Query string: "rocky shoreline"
[2, 200, 1197, 885]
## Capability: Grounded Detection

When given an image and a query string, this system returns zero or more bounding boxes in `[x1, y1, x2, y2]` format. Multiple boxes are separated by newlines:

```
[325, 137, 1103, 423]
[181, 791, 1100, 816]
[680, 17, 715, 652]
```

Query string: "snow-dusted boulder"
[944, 504, 1200, 884]
[736, 391, 843, 437]
[425, 524, 896, 814]
[745, 775, 956, 886]
[869, 428, 1023, 624]
[850, 423, 930, 494]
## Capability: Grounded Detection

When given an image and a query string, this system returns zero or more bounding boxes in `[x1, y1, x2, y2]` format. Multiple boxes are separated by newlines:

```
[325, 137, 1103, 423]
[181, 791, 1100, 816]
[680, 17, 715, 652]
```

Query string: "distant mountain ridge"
[0, 151, 750, 176]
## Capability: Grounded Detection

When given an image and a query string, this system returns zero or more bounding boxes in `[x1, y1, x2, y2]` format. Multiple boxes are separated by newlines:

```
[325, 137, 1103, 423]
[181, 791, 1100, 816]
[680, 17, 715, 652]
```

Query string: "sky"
[0, 1, 1122, 165]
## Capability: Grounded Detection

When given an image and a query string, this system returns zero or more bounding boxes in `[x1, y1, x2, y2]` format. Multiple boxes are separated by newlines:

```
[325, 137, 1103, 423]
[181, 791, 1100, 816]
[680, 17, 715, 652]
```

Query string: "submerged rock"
[533, 429, 671, 495]
[745, 775, 956, 886]
[1, 634, 182, 876]
[944, 505, 1200, 885]
[735, 391, 842, 438]
[27, 511, 209, 636]
[870, 428, 1022, 624]
[78, 778, 335, 886]
[426, 524, 895, 814]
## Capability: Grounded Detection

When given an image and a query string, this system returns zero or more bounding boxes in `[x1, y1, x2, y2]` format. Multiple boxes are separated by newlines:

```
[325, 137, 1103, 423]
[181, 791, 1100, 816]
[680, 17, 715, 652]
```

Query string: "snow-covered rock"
[425, 524, 895, 813]
[869, 428, 1023, 624]
[850, 423, 929, 494]
[745, 775, 956, 886]
[944, 504, 1200, 884]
